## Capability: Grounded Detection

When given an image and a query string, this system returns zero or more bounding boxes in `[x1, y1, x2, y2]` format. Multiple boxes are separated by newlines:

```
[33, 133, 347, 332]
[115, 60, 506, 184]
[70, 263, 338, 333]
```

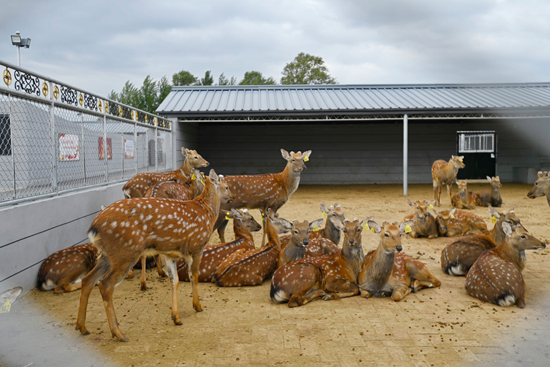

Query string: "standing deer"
[38, 243, 101, 293]
[432, 155, 465, 206]
[217, 149, 311, 244]
[402, 199, 438, 238]
[270, 217, 367, 307]
[358, 219, 441, 301]
[122, 147, 209, 198]
[277, 218, 324, 268]
[527, 171, 550, 206]
[474, 176, 502, 207]
[212, 209, 289, 287]
[440, 207, 525, 276]
[465, 222, 545, 308]
[76, 170, 231, 342]
[432, 208, 487, 237]
[451, 180, 477, 209]
[177, 209, 262, 282]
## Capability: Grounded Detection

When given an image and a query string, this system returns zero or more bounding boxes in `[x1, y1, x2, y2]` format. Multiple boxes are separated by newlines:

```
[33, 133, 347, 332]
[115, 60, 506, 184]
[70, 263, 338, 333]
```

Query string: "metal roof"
[156, 83, 550, 118]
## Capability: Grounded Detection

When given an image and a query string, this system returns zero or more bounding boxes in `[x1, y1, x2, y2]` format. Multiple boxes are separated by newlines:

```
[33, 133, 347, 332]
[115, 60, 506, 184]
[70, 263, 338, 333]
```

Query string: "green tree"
[137, 75, 158, 114]
[218, 73, 238, 86]
[280, 52, 337, 85]
[157, 76, 172, 107]
[172, 70, 197, 86]
[118, 81, 140, 107]
[198, 70, 214, 86]
[239, 71, 276, 85]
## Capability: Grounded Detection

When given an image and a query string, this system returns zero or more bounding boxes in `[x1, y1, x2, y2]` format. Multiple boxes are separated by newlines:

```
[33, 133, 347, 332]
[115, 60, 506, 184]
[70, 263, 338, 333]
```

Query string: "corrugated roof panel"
[520, 87, 550, 105]
[317, 89, 339, 109]
[332, 89, 355, 109]
[289, 89, 303, 110]
[251, 89, 260, 110]
[208, 89, 222, 111]
[283, 90, 295, 110]
[274, 90, 286, 110]
[301, 89, 319, 110]
[352, 89, 382, 109]
[226, 90, 238, 111]
[198, 90, 215, 111]
[259, 89, 268, 110]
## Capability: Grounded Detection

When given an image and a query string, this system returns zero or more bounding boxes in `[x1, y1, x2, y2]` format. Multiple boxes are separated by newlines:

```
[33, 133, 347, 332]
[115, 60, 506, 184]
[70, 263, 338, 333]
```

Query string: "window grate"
[458, 132, 495, 153]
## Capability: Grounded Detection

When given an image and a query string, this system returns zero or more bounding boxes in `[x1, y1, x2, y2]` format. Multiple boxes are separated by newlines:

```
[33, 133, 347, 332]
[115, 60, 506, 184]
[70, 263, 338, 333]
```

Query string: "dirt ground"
[2, 182, 550, 367]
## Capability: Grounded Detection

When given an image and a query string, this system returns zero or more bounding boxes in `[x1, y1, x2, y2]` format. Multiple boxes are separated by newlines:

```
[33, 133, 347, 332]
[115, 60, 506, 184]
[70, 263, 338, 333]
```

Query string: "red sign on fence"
[59, 133, 79, 161]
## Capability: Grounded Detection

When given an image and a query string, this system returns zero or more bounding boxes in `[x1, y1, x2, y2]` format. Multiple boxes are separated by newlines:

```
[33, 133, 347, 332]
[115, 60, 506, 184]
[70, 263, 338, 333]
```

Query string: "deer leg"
[446, 184, 453, 205]
[62, 281, 83, 293]
[140, 256, 148, 291]
[322, 280, 360, 300]
[98, 267, 129, 342]
[163, 256, 183, 325]
[517, 286, 526, 308]
[187, 252, 204, 312]
[125, 268, 134, 279]
[155, 255, 167, 277]
[217, 219, 228, 243]
[391, 284, 412, 302]
[288, 288, 325, 308]
[76, 256, 110, 336]
[360, 289, 372, 298]
[433, 180, 440, 206]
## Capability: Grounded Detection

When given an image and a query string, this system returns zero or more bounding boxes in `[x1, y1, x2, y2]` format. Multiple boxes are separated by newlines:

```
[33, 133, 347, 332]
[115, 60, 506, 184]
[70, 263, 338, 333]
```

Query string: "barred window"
[458, 132, 495, 153]
[0, 115, 11, 156]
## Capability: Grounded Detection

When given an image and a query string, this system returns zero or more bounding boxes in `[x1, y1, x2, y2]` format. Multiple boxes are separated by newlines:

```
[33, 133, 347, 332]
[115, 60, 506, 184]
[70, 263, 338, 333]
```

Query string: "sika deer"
[358, 219, 441, 301]
[441, 207, 525, 276]
[474, 176, 502, 207]
[465, 222, 545, 308]
[278, 218, 324, 268]
[177, 209, 261, 282]
[451, 180, 477, 209]
[270, 217, 366, 307]
[432, 208, 487, 237]
[402, 199, 438, 238]
[38, 243, 100, 293]
[527, 171, 550, 206]
[76, 170, 231, 342]
[432, 155, 465, 206]
[217, 149, 311, 244]
[123, 148, 209, 198]
[212, 209, 288, 287]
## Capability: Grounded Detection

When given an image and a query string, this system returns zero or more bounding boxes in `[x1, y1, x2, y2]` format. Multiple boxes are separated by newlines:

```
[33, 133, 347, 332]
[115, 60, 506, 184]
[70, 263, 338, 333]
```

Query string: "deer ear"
[310, 218, 324, 230]
[320, 203, 329, 214]
[406, 199, 415, 207]
[450, 208, 457, 215]
[487, 176, 492, 183]
[279, 217, 293, 232]
[281, 149, 290, 160]
[181, 147, 187, 157]
[0, 286, 23, 305]
[399, 220, 414, 235]
[303, 150, 312, 160]
[329, 217, 343, 230]
[502, 221, 512, 237]
[366, 219, 381, 234]
[538, 171, 545, 178]
[488, 206, 500, 219]
[208, 169, 218, 185]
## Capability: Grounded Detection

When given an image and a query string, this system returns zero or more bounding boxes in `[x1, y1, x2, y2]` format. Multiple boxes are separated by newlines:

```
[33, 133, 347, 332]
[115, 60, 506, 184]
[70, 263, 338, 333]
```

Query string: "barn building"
[158, 83, 550, 192]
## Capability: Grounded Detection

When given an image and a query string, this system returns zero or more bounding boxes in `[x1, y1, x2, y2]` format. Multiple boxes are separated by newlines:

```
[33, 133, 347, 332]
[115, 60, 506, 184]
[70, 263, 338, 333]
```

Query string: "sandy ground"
[2, 182, 550, 367]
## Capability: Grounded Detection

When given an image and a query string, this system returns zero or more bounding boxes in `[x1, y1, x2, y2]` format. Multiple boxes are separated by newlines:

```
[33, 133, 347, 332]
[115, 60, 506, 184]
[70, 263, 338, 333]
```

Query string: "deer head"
[527, 171, 550, 198]
[230, 209, 262, 232]
[502, 222, 546, 252]
[281, 149, 312, 173]
[289, 219, 324, 248]
[487, 176, 501, 189]
[432, 208, 457, 234]
[368, 219, 408, 253]
[182, 147, 209, 168]
[406, 199, 434, 220]
[451, 155, 466, 169]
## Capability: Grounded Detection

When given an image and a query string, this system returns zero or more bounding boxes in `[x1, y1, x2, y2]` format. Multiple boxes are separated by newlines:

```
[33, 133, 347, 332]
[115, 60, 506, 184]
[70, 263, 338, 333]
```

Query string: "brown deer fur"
[278, 218, 324, 268]
[402, 199, 438, 239]
[432, 155, 465, 206]
[474, 176, 503, 207]
[432, 208, 487, 237]
[527, 171, 550, 206]
[451, 180, 477, 209]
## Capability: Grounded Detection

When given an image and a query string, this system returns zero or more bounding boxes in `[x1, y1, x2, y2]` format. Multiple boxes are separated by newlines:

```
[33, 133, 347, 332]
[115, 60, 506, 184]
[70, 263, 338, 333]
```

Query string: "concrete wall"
[174, 120, 200, 169]
[193, 118, 550, 184]
[0, 182, 125, 295]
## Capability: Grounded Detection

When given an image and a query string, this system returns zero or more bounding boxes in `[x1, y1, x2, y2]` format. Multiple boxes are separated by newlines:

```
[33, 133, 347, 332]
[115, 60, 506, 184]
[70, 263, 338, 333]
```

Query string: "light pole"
[11, 31, 31, 67]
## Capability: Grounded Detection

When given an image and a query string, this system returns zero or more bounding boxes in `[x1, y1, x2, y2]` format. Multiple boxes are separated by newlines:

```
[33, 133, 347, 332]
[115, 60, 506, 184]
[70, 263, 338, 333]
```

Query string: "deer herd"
[36, 150, 548, 341]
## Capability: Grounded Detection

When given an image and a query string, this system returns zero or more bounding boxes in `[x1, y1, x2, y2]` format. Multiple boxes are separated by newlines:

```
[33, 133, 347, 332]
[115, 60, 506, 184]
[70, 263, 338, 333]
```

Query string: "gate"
[456, 131, 497, 179]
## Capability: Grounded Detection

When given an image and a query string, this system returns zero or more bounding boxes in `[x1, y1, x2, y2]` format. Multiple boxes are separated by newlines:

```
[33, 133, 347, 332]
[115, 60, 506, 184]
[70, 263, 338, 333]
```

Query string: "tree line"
[108, 52, 336, 114]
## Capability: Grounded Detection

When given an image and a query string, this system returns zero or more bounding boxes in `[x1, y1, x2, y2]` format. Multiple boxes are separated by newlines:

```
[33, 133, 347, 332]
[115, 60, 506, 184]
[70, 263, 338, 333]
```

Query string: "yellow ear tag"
[450, 213, 455, 219]
[261, 212, 265, 220]
[322, 211, 327, 218]
[200, 176, 204, 185]
[405, 224, 412, 233]
[225, 215, 231, 221]
[491, 216, 497, 223]
[429, 204, 434, 209]
[371, 227, 375, 233]
[191, 173, 196, 181]
[303, 156, 309, 162]
[312, 225, 320, 232]
[0, 299, 11, 313]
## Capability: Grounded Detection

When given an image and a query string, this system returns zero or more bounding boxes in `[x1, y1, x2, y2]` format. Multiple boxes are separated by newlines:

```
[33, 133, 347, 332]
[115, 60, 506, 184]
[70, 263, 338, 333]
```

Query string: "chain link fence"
[0, 60, 172, 206]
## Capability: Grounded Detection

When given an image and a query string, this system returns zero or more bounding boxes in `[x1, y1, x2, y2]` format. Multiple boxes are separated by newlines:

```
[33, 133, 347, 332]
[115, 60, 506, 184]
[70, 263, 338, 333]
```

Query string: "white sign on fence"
[59, 133, 80, 161]
[124, 139, 134, 159]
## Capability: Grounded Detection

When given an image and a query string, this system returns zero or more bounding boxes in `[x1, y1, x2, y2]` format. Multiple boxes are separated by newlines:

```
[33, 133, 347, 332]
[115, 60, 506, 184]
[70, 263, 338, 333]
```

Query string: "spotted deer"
[402, 199, 438, 238]
[451, 180, 477, 209]
[527, 171, 550, 206]
[270, 217, 366, 307]
[441, 207, 525, 276]
[212, 209, 287, 287]
[474, 176, 502, 207]
[177, 209, 262, 282]
[432, 208, 487, 237]
[277, 218, 324, 268]
[122, 148, 209, 198]
[217, 149, 311, 244]
[76, 170, 231, 342]
[37, 243, 101, 293]
[465, 222, 545, 308]
[358, 219, 441, 301]
[432, 155, 465, 206]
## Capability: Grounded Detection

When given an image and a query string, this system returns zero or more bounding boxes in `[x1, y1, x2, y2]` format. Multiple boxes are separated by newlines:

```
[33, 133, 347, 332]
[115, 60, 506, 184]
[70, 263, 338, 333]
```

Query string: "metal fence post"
[155, 126, 158, 172]
[103, 107, 108, 183]
[403, 114, 408, 196]
[49, 80, 58, 192]
[8, 94, 15, 199]
[81, 112, 86, 185]
[134, 121, 137, 175]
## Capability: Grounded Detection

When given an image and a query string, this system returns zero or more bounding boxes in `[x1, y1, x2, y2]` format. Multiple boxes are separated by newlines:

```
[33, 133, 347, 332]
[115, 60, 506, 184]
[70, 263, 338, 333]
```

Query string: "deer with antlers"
[451, 180, 477, 210]
[402, 199, 438, 239]
[431, 208, 487, 237]
[75, 170, 232, 342]
[465, 222, 545, 308]
[358, 219, 441, 301]
[270, 217, 367, 307]
[527, 171, 550, 206]
[432, 155, 465, 206]
[216, 149, 311, 244]
[177, 209, 262, 282]
[122, 148, 209, 199]
[474, 176, 503, 207]
[440, 207, 525, 276]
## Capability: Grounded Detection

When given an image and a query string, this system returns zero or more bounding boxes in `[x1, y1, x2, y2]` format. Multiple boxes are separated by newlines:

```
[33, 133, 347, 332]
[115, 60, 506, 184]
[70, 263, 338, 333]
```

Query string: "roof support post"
[403, 114, 408, 196]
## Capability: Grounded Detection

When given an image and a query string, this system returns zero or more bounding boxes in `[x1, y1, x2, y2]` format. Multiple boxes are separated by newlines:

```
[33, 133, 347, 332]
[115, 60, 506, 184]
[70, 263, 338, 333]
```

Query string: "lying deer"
[76, 170, 231, 342]
[122, 147, 209, 198]
[465, 222, 545, 308]
[217, 149, 311, 244]
[474, 176, 502, 207]
[212, 209, 288, 287]
[440, 207, 525, 276]
[432, 155, 465, 206]
[432, 208, 487, 237]
[402, 199, 438, 239]
[270, 217, 366, 307]
[38, 243, 101, 294]
[177, 209, 262, 282]
[527, 171, 550, 206]
[278, 218, 324, 268]
[451, 180, 477, 209]
[358, 219, 441, 301]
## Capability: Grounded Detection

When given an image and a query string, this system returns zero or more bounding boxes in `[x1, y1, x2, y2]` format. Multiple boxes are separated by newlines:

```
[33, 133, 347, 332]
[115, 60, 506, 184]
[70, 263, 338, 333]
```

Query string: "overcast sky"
[1, 0, 549, 97]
